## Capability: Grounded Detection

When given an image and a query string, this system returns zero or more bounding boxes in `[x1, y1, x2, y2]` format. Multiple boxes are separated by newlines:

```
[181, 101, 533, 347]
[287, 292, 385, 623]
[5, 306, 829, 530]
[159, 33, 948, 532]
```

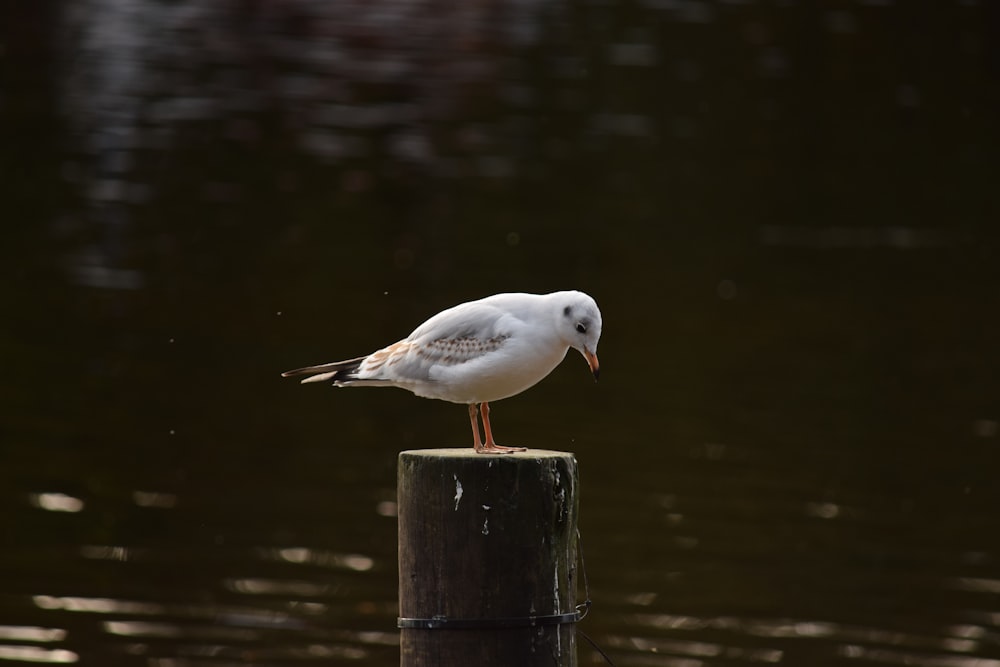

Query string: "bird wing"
[357, 302, 516, 382]
[281, 301, 517, 387]
[406, 301, 511, 341]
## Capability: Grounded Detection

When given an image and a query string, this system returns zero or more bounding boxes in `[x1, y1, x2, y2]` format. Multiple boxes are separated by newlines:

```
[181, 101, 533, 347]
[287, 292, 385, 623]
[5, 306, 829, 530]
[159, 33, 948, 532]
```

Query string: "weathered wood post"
[397, 449, 579, 666]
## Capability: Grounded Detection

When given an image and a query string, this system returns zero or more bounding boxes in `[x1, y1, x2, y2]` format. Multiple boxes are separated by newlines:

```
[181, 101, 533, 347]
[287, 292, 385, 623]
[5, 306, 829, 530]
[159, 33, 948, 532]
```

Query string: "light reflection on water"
[0, 646, 79, 664]
[31, 589, 399, 662]
[29, 493, 86, 513]
[18, 440, 998, 667]
[603, 615, 1000, 666]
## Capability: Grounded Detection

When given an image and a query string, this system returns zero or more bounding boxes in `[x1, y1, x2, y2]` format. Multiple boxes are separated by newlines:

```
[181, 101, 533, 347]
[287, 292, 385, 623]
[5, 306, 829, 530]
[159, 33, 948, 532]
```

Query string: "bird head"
[555, 291, 602, 381]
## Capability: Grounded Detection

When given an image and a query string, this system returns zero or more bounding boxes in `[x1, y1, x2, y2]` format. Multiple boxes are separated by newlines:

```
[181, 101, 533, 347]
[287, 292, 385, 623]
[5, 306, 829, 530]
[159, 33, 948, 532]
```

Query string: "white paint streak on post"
[453, 474, 463, 510]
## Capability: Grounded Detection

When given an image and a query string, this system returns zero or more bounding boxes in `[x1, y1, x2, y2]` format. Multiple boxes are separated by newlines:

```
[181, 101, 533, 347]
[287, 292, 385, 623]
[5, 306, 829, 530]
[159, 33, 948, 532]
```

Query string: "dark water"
[3, 1, 1000, 665]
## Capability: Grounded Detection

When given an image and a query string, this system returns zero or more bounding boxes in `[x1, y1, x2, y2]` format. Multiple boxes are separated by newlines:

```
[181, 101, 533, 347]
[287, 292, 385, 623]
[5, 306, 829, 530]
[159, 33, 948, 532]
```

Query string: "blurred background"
[2, 1, 1000, 665]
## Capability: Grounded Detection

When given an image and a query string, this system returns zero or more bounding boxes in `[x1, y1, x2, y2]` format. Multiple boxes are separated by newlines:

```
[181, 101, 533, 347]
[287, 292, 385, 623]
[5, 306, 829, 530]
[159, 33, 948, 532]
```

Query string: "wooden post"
[397, 449, 579, 666]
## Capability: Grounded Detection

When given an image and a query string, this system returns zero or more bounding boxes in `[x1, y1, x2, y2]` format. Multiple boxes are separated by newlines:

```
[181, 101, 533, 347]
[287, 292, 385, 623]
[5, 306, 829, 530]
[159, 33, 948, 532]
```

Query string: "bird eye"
[575, 323, 587, 334]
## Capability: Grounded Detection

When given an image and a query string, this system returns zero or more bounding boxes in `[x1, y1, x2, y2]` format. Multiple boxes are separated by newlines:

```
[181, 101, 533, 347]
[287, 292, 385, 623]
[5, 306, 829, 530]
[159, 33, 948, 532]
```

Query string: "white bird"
[282, 291, 602, 453]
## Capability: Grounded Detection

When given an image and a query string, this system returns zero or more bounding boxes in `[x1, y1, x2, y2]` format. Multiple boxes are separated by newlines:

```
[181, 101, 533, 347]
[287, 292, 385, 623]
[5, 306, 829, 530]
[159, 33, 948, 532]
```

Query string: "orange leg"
[479, 402, 526, 453]
[468, 403, 485, 452]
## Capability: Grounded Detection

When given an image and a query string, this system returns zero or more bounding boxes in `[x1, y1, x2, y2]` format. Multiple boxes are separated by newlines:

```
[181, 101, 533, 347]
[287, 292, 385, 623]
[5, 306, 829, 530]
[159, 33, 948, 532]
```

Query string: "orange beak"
[583, 347, 600, 381]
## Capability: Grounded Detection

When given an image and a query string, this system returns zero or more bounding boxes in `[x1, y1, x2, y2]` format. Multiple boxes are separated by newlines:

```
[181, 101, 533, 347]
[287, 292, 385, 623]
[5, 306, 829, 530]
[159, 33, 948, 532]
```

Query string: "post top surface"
[399, 448, 575, 460]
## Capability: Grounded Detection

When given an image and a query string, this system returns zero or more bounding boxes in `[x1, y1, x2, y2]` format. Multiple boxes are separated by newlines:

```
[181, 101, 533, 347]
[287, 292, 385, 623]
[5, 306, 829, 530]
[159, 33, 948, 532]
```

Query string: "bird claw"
[475, 444, 527, 454]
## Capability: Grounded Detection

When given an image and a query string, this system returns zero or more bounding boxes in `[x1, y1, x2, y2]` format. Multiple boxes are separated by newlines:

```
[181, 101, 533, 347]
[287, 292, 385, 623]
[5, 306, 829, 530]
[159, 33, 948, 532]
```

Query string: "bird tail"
[281, 356, 367, 385]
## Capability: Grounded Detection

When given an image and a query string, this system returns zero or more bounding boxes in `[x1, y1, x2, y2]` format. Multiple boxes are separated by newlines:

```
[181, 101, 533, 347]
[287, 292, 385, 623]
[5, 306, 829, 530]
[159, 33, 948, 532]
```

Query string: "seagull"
[281, 291, 602, 454]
